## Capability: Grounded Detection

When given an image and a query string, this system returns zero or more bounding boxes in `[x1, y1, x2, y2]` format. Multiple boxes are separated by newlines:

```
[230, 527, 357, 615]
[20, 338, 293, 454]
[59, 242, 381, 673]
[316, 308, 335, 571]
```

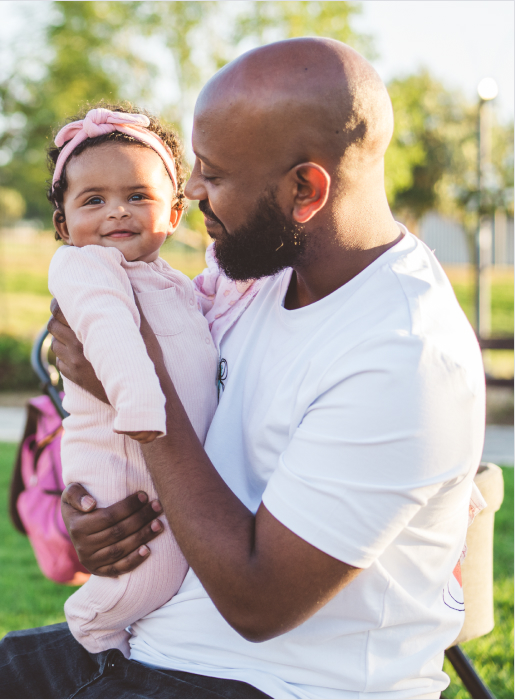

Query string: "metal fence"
[419, 211, 514, 267]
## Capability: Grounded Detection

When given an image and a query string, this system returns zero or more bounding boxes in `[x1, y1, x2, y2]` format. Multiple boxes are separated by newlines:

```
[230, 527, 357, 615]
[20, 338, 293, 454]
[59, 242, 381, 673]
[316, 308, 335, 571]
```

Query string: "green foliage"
[0, 335, 40, 391]
[233, 1, 374, 57]
[1, 0, 512, 241]
[386, 71, 514, 236]
[0, 1, 154, 222]
[0, 187, 26, 224]
[0, 1, 370, 226]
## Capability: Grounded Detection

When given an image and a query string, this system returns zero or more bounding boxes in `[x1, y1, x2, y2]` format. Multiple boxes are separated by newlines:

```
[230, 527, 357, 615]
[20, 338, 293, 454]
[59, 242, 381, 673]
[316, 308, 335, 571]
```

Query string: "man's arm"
[50, 300, 361, 642]
[141, 349, 360, 641]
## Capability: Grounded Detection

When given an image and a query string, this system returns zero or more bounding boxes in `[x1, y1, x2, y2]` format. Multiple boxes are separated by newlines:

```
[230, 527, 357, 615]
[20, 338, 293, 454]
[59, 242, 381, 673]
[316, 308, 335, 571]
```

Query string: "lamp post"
[475, 77, 498, 338]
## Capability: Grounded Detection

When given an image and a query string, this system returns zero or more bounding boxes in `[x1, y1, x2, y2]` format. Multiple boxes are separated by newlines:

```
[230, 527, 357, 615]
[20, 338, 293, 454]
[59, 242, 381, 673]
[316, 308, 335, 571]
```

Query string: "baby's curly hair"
[47, 101, 187, 240]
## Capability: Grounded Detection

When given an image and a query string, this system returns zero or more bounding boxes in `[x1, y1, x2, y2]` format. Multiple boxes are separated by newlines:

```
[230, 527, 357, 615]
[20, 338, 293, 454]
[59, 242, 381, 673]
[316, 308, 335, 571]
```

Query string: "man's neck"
[284, 214, 402, 311]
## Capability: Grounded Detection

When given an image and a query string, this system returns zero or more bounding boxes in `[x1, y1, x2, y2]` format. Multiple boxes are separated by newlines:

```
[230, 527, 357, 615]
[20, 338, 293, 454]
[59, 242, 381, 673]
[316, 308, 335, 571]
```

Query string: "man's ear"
[290, 163, 331, 224]
[53, 210, 71, 243]
[168, 206, 182, 234]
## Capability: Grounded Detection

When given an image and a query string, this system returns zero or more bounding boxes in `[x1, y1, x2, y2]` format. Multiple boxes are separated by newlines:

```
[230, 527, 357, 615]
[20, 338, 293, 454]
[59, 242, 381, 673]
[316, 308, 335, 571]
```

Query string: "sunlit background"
[0, 4, 513, 697]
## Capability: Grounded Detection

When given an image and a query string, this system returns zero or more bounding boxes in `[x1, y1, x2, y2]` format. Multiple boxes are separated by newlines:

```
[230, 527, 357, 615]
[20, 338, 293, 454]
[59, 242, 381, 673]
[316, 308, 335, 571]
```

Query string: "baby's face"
[54, 142, 180, 263]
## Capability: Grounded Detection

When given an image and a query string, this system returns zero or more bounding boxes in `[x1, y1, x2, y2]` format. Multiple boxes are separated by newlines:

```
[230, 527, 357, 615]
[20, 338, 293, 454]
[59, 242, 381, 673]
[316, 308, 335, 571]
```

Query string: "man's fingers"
[93, 545, 154, 578]
[49, 336, 67, 360]
[87, 518, 164, 576]
[50, 297, 70, 326]
[47, 316, 78, 346]
[85, 500, 163, 547]
[91, 492, 160, 533]
[62, 487, 165, 575]
[49, 337, 75, 380]
[66, 489, 162, 538]
[62, 483, 97, 513]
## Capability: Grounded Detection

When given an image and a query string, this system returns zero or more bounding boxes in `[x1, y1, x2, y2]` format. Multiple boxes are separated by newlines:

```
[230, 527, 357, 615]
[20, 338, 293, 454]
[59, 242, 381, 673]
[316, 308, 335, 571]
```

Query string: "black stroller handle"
[31, 322, 69, 420]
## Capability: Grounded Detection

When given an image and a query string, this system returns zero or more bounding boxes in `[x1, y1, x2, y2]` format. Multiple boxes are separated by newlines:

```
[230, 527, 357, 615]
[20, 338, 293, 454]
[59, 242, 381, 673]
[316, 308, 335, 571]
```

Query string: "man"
[1, 38, 484, 699]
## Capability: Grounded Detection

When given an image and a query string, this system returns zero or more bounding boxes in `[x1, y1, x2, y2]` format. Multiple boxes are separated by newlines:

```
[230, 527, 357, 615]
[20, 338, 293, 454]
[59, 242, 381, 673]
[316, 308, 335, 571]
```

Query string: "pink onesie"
[49, 244, 220, 657]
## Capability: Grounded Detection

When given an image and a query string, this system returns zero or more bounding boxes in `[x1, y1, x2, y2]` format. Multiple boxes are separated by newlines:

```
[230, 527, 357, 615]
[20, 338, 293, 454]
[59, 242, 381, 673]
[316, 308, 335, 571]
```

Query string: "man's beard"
[199, 189, 309, 281]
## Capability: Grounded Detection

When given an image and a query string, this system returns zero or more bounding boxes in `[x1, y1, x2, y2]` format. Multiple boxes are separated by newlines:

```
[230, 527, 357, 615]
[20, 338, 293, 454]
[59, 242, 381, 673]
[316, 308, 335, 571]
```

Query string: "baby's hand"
[114, 429, 161, 444]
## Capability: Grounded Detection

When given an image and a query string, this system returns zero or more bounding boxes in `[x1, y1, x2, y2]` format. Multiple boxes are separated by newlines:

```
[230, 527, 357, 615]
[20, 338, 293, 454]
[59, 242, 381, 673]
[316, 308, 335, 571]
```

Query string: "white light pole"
[475, 78, 498, 338]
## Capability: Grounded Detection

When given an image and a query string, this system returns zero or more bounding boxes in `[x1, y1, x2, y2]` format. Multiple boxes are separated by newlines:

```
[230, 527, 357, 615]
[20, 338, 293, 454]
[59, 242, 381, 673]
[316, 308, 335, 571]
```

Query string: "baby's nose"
[109, 205, 130, 218]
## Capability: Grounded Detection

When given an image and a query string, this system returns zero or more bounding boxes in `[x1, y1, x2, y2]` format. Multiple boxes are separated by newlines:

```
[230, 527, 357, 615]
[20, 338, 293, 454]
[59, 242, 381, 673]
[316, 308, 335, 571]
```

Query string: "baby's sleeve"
[48, 245, 166, 435]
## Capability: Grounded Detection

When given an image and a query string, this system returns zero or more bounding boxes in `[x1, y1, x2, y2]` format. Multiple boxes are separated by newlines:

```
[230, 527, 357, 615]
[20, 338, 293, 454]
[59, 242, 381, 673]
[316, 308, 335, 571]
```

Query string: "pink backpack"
[9, 395, 90, 585]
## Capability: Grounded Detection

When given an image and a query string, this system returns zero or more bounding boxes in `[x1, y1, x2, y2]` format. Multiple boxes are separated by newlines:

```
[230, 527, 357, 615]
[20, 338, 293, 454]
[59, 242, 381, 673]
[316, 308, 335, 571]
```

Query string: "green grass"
[445, 267, 513, 380]
[1, 233, 513, 341]
[0, 231, 207, 339]
[447, 269, 514, 337]
[0, 442, 513, 696]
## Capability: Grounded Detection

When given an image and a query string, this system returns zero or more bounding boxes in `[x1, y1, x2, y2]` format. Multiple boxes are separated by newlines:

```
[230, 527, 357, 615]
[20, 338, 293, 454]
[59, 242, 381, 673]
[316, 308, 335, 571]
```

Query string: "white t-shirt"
[129, 229, 485, 699]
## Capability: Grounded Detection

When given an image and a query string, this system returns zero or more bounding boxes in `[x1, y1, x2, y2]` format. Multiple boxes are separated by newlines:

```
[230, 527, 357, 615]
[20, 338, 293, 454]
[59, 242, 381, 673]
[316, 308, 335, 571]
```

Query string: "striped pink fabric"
[49, 244, 218, 656]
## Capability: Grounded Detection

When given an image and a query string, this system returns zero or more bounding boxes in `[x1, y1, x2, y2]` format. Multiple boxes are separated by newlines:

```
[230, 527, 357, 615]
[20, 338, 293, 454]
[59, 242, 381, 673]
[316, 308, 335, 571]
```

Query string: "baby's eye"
[84, 196, 104, 206]
[129, 193, 146, 201]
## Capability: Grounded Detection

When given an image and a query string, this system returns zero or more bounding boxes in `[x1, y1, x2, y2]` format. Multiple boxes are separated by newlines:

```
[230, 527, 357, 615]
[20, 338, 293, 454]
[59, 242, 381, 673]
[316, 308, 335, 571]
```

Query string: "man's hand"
[61, 484, 165, 577]
[48, 298, 109, 404]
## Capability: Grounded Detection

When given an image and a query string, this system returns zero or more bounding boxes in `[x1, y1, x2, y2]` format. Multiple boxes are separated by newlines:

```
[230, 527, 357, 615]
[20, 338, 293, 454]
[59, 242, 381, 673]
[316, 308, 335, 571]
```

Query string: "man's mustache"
[198, 200, 223, 225]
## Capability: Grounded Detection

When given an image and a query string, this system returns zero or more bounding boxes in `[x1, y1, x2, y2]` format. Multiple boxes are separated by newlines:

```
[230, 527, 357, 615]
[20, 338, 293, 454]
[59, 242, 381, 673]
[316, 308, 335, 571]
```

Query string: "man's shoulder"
[308, 235, 483, 397]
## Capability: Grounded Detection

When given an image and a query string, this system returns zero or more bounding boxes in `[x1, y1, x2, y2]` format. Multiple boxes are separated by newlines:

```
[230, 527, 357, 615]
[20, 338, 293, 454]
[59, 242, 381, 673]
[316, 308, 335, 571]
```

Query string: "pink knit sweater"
[49, 244, 219, 656]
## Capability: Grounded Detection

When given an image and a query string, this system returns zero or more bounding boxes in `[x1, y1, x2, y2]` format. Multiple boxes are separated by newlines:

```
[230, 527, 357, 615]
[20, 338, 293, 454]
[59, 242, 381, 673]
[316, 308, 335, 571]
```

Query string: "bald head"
[196, 37, 393, 178]
[186, 37, 400, 284]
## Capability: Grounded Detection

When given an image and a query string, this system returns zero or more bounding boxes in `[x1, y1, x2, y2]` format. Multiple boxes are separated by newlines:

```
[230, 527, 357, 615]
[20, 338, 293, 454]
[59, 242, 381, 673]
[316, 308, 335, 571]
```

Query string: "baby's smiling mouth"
[103, 230, 139, 239]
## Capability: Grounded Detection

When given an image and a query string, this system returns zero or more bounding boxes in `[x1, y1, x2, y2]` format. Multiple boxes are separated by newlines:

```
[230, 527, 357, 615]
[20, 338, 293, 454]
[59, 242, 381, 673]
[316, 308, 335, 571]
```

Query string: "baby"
[47, 105, 241, 658]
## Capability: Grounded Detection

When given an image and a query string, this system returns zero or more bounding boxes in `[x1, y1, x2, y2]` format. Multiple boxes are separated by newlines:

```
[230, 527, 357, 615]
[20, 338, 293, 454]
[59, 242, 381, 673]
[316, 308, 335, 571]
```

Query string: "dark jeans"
[0, 623, 271, 699]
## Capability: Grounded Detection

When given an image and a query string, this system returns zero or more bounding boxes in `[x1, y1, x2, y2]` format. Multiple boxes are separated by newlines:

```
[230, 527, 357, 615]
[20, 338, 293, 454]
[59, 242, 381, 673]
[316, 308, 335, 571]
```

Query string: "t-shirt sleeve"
[48, 245, 166, 435]
[262, 331, 475, 569]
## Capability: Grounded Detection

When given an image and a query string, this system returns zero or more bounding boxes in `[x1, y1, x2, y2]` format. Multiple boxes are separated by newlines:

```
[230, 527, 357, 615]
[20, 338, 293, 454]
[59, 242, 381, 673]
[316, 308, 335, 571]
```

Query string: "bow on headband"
[52, 108, 177, 191]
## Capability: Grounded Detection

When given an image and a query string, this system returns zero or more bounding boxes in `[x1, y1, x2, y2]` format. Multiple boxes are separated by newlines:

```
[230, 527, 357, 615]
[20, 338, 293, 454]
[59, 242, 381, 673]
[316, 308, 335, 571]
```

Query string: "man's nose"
[184, 159, 207, 201]
[108, 205, 130, 219]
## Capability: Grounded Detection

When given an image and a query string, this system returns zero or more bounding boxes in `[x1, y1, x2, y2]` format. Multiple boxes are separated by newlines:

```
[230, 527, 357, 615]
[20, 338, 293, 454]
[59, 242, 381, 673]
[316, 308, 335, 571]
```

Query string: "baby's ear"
[53, 210, 71, 243]
[168, 206, 182, 233]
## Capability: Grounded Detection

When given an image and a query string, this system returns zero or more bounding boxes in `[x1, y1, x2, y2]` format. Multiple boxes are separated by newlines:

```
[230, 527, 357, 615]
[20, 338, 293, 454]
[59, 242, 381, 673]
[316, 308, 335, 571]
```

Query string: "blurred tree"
[0, 1, 153, 222]
[144, 1, 373, 105]
[385, 71, 514, 244]
[0, 1, 371, 226]
[0, 187, 26, 225]
[146, 0, 374, 231]
[232, 1, 374, 58]
[3, 0, 511, 243]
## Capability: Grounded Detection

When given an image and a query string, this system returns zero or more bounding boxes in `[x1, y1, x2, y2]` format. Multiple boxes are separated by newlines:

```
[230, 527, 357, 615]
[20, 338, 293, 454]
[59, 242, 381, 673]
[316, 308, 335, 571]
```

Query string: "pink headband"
[52, 108, 177, 191]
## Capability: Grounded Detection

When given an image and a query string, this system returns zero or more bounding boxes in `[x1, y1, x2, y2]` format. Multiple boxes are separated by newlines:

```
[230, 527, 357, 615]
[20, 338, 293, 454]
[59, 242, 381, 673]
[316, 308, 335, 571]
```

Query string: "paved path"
[481, 425, 514, 466]
[0, 407, 27, 443]
[1, 406, 513, 465]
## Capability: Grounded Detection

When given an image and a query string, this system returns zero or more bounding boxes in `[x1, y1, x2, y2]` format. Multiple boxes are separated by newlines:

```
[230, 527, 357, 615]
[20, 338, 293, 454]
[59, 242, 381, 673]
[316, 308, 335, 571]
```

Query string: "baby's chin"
[70, 236, 161, 263]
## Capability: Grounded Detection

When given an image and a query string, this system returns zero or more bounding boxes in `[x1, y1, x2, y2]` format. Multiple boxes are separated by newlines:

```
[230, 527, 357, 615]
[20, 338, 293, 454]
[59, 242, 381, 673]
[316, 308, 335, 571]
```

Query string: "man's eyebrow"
[195, 152, 224, 172]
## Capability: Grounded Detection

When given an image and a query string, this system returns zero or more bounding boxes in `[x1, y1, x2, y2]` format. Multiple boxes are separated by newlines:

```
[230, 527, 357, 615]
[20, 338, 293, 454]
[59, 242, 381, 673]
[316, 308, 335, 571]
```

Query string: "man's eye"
[201, 173, 218, 182]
